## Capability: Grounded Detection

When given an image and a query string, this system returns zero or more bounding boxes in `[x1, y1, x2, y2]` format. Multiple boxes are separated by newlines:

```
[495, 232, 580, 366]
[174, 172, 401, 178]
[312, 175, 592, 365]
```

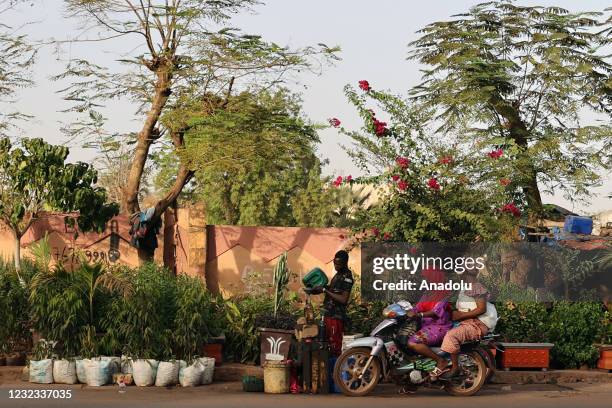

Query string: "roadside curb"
[491, 369, 612, 384]
[3, 365, 611, 386]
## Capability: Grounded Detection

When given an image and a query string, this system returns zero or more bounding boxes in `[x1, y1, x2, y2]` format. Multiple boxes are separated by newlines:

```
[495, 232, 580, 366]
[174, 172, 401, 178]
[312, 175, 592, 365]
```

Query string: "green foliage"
[547, 301, 607, 368]
[223, 296, 274, 364]
[173, 274, 222, 363]
[0, 138, 118, 268]
[272, 252, 289, 317]
[408, 1, 612, 212]
[158, 90, 336, 227]
[101, 263, 178, 360]
[29, 260, 130, 358]
[0, 259, 33, 353]
[341, 84, 517, 242]
[0, 0, 36, 136]
[496, 301, 550, 342]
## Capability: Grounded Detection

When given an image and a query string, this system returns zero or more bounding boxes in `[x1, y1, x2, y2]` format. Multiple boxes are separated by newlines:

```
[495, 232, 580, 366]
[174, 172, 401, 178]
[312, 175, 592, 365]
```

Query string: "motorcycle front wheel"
[443, 351, 487, 396]
[333, 347, 382, 396]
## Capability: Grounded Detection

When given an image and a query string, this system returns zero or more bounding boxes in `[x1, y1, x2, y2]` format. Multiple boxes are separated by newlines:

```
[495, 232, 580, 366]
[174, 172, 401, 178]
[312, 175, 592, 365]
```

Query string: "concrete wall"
[0, 209, 357, 298]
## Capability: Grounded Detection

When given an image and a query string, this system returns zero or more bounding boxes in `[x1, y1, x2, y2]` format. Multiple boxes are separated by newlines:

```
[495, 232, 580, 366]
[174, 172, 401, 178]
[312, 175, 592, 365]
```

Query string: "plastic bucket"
[263, 360, 289, 394]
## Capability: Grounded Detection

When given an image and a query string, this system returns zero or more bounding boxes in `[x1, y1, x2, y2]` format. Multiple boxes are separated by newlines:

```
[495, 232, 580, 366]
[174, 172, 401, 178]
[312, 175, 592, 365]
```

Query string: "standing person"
[310, 250, 354, 356]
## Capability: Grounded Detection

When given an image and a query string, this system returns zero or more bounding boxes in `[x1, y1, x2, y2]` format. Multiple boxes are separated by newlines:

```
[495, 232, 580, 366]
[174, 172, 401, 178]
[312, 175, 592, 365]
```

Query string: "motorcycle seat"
[430, 347, 447, 356]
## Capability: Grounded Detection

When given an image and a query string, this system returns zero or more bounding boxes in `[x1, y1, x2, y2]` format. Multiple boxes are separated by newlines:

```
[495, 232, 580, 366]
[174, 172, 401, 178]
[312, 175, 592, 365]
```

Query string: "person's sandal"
[430, 366, 450, 379]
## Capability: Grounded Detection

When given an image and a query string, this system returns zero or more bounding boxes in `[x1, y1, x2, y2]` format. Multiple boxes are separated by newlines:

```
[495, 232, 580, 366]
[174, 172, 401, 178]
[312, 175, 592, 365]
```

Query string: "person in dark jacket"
[310, 250, 354, 356]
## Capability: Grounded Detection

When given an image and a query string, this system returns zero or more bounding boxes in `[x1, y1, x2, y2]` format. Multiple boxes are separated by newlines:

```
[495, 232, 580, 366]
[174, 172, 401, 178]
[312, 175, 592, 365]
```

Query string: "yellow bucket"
[263, 360, 289, 394]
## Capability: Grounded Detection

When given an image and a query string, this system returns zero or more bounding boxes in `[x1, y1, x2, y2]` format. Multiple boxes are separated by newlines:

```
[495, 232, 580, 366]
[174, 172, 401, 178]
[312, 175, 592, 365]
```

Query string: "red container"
[499, 342, 553, 370]
[203, 343, 223, 366]
[597, 346, 612, 370]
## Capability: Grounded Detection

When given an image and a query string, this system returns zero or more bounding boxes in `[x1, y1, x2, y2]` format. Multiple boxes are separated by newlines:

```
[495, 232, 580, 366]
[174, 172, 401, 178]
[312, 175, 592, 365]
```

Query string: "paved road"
[1, 382, 611, 408]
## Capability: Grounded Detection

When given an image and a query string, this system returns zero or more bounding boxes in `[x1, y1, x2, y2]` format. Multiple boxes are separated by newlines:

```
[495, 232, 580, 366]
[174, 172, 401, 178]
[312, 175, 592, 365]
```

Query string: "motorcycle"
[333, 301, 497, 397]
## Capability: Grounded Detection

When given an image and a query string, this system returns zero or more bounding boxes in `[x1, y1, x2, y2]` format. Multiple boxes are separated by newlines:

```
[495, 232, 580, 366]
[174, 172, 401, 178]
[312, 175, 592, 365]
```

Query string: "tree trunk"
[123, 69, 173, 215]
[13, 233, 21, 271]
[490, 96, 544, 216]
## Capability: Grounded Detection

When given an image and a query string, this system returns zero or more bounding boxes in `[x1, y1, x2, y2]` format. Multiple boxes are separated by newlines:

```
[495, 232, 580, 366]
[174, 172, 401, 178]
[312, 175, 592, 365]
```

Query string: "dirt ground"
[1, 381, 611, 408]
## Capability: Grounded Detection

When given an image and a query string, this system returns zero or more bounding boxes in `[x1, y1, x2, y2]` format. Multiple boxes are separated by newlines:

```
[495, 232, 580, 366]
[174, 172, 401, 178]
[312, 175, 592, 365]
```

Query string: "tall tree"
[0, 138, 119, 270]
[408, 2, 611, 216]
[156, 89, 333, 226]
[56, 0, 337, 258]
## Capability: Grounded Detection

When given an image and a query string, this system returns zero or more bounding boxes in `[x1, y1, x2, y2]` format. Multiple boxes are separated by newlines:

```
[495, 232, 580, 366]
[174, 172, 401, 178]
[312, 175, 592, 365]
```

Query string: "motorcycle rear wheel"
[333, 347, 382, 397]
[443, 351, 486, 396]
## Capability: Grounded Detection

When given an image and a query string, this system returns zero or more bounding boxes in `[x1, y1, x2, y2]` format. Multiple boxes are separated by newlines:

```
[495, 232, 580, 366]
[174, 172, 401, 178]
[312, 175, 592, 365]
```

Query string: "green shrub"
[224, 295, 274, 364]
[0, 259, 33, 353]
[547, 301, 606, 368]
[101, 263, 177, 360]
[495, 301, 550, 343]
[173, 274, 222, 362]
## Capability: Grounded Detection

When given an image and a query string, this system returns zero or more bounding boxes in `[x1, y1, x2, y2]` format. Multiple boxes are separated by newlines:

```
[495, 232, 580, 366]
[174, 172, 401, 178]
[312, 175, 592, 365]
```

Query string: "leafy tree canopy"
[408, 1, 611, 215]
[0, 138, 119, 268]
[155, 90, 338, 227]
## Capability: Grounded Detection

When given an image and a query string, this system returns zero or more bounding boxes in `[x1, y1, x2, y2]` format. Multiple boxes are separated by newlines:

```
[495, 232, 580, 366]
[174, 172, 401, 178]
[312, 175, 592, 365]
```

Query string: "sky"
[4, 0, 612, 214]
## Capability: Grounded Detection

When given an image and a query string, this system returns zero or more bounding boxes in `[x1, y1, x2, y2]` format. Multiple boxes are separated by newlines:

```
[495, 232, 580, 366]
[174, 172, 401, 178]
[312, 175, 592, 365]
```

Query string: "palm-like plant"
[29, 259, 132, 358]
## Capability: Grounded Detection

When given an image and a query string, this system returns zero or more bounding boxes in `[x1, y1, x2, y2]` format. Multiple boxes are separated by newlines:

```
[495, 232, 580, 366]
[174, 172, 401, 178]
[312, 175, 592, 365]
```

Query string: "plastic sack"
[120, 356, 133, 374]
[53, 359, 77, 384]
[197, 357, 215, 385]
[100, 356, 121, 377]
[85, 359, 111, 386]
[178, 360, 204, 387]
[132, 359, 159, 387]
[155, 360, 180, 387]
[75, 359, 89, 383]
[29, 359, 54, 384]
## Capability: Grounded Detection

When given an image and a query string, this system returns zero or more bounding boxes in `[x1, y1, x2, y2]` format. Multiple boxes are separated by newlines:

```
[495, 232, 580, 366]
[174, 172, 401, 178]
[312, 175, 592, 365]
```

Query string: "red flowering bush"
[358, 80, 371, 92]
[427, 177, 440, 190]
[488, 148, 504, 159]
[328, 117, 341, 128]
[332, 176, 343, 187]
[500, 178, 511, 186]
[396, 156, 410, 169]
[501, 203, 521, 217]
[332, 81, 519, 242]
[372, 117, 388, 137]
[397, 179, 409, 191]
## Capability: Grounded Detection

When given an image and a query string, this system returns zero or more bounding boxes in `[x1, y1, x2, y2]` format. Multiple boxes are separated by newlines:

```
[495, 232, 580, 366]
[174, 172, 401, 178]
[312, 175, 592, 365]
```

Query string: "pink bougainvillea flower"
[499, 178, 511, 186]
[396, 156, 410, 169]
[371, 227, 380, 236]
[427, 177, 441, 190]
[488, 148, 504, 159]
[439, 156, 453, 165]
[397, 180, 409, 191]
[391, 174, 400, 182]
[332, 176, 343, 187]
[409, 247, 418, 255]
[345, 175, 353, 182]
[501, 203, 521, 217]
[358, 80, 371, 92]
[373, 117, 388, 136]
[328, 117, 341, 128]
[383, 232, 391, 240]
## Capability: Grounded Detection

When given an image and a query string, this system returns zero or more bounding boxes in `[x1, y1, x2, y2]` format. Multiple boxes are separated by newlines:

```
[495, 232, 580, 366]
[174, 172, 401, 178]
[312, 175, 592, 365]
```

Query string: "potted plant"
[496, 301, 554, 370]
[256, 252, 297, 364]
